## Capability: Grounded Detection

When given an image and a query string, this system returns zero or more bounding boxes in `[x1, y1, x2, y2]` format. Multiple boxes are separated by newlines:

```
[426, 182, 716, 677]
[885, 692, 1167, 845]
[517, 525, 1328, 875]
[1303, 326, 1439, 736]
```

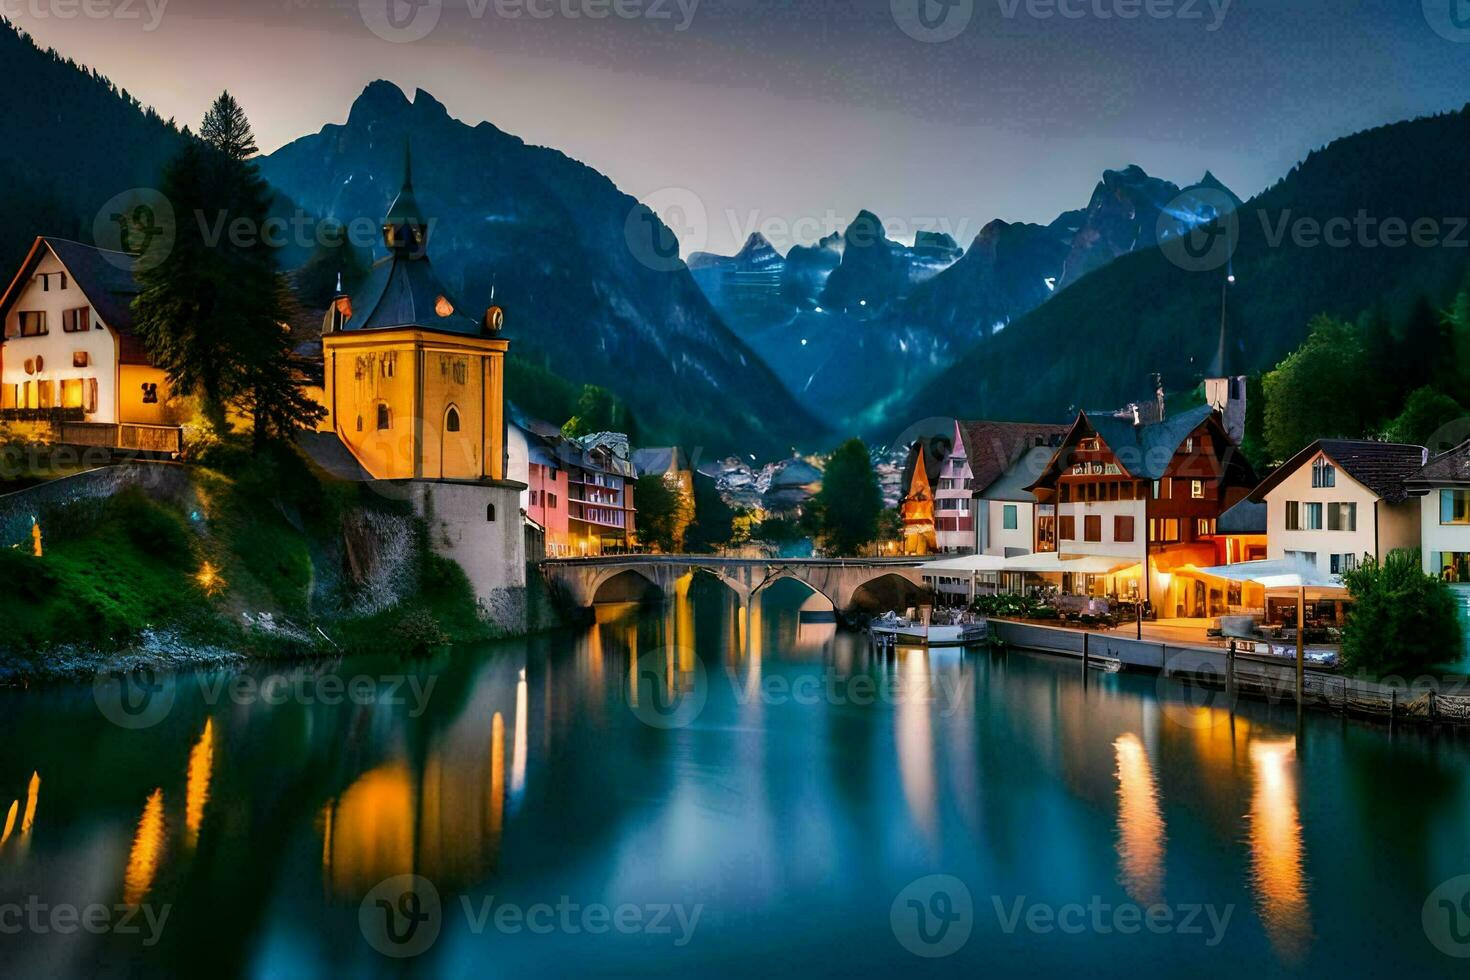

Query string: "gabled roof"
[1404, 439, 1470, 488]
[0, 237, 151, 364]
[1217, 497, 1267, 535]
[900, 432, 951, 496]
[955, 420, 1069, 494]
[1086, 403, 1216, 480]
[980, 445, 1059, 503]
[1249, 439, 1428, 504]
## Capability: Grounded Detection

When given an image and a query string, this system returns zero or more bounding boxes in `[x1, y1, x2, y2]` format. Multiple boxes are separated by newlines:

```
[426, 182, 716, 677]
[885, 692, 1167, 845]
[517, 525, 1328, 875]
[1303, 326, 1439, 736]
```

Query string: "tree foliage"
[684, 474, 736, 553]
[132, 94, 323, 444]
[200, 90, 257, 160]
[813, 439, 882, 556]
[634, 474, 680, 553]
[1341, 549, 1463, 675]
[1262, 315, 1371, 462]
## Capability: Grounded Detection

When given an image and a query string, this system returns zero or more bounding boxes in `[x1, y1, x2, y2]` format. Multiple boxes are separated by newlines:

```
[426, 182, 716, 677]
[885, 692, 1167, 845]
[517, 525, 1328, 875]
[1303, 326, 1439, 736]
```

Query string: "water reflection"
[895, 648, 937, 838]
[1249, 738, 1313, 963]
[1114, 733, 1166, 905]
[124, 788, 166, 906]
[185, 720, 215, 849]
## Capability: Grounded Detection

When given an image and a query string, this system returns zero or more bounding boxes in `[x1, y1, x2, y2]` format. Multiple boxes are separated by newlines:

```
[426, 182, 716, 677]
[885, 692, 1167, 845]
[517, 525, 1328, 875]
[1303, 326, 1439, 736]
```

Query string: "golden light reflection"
[21, 772, 39, 835]
[321, 764, 415, 897]
[1, 799, 17, 847]
[895, 648, 936, 837]
[124, 788, 166, 906]
[1248, 739, 1312, 963]
[488, 711, 505, 855]
[1114, 734, 1166, 906]
[627, 625, 639, 708]
[512, 669, 528, 802]
[185, 721, 215, 849]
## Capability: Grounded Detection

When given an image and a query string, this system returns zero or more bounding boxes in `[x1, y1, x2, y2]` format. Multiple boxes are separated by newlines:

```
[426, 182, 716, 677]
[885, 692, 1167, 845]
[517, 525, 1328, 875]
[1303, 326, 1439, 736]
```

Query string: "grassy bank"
[0, 442, 510, 678]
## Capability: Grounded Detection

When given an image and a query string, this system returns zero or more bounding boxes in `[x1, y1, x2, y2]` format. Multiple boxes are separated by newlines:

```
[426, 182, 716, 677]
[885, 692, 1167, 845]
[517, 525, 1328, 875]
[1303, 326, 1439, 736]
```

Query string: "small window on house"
[62, 307, 90, 333]
[445, 406, 461, 433]
[486, 504, 496, 523]
[1003, 504, 1018, 530]
[376, 404, 390, 430]
[383, 356, 395, 379]
[356, 414, 363, 432]
[73, 351, 89, 368]
[18, 312, 46, 336]
[1114, 516, 1135, 542]
[1312, 457, 1335, 488]
[1191, 480, 1204, 499]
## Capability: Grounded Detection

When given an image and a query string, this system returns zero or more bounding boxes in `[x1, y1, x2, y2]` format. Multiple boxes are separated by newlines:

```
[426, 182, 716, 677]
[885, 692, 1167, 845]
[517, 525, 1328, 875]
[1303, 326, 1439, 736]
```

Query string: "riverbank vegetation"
[0, 440, 498, 677]
[1340, 549, 1463, 675]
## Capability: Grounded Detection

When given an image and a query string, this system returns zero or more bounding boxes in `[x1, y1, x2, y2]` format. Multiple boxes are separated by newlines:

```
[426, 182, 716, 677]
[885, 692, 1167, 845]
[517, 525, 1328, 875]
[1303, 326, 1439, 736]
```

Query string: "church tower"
[1204, 271, 1247, 444]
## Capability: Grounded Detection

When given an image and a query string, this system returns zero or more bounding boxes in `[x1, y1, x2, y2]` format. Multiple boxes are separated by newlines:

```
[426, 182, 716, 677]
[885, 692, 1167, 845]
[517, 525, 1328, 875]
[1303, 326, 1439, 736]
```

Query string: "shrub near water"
[1341, 549, 1463, 675]
[0, 488, 206, 651]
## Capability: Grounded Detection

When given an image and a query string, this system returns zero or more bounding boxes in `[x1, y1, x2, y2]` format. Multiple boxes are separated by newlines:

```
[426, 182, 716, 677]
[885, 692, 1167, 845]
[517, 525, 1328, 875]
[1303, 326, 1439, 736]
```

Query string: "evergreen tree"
[813, 439, 882, 556]
[634, 474, 679, 553]
[200, 90, 257, 160]
[133, 95, 323, 444]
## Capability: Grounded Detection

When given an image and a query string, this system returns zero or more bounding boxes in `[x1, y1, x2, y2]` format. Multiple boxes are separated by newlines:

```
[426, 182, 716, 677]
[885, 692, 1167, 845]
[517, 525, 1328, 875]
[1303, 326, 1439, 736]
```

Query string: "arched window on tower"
[445, 406, 461, 433]
[486, 503, 496, 523]
[376, 403, 390, 430]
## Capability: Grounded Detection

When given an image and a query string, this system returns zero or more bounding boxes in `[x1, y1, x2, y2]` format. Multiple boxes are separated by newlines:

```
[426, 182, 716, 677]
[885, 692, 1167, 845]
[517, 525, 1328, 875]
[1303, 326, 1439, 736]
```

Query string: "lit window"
[1191, 480, 1204, 499]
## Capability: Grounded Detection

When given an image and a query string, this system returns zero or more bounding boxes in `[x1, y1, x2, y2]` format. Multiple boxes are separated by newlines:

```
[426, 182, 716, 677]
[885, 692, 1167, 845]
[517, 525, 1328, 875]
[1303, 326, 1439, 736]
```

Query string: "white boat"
[871, 619, 987, 647]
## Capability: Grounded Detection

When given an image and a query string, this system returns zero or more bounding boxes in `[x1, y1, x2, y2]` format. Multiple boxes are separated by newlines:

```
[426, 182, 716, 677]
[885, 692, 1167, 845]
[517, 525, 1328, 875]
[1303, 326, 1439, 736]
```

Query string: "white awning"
[918, 554, 1009, 574]
[1000, 553, 1139, 575]
[1178, 559, 1349, 597]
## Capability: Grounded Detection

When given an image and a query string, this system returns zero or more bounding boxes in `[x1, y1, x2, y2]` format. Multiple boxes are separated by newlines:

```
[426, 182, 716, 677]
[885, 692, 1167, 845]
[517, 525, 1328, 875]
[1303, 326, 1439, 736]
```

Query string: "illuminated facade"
[0, 237, 180, 452]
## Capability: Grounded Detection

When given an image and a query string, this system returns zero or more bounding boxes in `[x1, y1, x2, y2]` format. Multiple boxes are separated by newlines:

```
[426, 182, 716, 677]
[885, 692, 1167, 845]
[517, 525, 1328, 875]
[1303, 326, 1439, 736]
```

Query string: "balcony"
[0, 407, 84, 423]
[59, 421, 183, 456]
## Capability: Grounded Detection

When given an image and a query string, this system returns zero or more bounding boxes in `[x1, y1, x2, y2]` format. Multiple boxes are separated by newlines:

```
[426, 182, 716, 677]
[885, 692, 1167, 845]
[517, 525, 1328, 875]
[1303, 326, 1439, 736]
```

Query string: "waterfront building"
[1026, 403, 1258, 617]
[1250, 439, 1425, 583]
[899, 432, 948, 555]
[0, 237, 181, 453]
[316, 149, 526, 618]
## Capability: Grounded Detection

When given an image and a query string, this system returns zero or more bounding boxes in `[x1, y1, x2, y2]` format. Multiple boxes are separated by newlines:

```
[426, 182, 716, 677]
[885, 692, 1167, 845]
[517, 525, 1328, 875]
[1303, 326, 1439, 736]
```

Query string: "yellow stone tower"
[321, 147, 509, 482]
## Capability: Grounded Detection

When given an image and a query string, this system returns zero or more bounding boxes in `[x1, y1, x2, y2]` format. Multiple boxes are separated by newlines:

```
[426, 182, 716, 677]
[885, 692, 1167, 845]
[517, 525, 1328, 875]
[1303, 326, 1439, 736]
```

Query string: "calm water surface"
[3, 581, 1469, 978]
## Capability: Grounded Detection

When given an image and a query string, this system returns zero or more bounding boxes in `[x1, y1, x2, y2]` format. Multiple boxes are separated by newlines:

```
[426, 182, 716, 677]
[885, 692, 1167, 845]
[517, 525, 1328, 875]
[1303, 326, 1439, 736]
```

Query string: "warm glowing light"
[196, 561, 225, 596]
[0, 800, 17, 847]
[1114, 734, 1166, 906]
[895, 649, 936, 837]
[488, 712, 505, 854]
[511, 669, 528, 801]
[20, 772, 39, 837]
[1249, 739, 1312, 963]
[322, 764, 415, 898]
[31, 522, 42, 558]
[124, 789, 166, 906]
[435, 295, 455, 317]
[185, 721, 215, 848]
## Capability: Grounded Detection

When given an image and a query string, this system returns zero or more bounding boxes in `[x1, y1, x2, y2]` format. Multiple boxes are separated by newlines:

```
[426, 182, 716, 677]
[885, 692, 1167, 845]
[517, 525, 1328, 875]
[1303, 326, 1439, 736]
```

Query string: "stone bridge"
[539, 556, 930, 613]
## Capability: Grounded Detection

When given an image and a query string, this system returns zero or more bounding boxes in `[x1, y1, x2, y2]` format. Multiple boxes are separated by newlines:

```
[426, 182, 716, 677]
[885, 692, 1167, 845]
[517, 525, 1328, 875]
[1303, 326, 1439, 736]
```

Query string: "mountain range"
[686, 165, 1240, 433]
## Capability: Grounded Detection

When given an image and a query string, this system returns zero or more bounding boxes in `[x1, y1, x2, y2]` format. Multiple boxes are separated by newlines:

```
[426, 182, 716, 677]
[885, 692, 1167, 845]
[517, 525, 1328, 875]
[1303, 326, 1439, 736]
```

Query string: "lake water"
[2, 579, 1469, 978]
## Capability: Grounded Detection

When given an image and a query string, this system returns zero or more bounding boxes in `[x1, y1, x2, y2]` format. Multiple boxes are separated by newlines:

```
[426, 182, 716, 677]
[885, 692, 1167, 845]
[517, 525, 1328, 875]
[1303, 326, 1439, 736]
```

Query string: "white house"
[0, 237, 179, 451]
[978, 444, 1058, 557]
[933, 420, 1067, 554]
[1403, 440, 1470, 584]
[1249, 439, 1426, 582]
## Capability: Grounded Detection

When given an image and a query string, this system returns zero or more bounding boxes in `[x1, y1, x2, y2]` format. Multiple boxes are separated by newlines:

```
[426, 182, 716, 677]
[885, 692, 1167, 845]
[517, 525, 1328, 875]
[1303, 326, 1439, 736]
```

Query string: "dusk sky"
[14, 0, 1470, 253]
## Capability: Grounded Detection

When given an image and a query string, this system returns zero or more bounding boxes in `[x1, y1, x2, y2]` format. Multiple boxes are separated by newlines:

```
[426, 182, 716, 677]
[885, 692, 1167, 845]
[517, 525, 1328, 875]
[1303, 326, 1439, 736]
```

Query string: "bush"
[393, 607, 450, 656]
[1341, 549, 1463, 674]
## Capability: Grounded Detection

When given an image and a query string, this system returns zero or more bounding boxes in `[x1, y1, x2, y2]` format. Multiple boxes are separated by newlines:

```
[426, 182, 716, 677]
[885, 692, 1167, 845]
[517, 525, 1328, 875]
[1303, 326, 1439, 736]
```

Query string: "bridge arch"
[839, 571, 929, 615]
[589, 567, 664, 605]
[751, 570, 837, 612]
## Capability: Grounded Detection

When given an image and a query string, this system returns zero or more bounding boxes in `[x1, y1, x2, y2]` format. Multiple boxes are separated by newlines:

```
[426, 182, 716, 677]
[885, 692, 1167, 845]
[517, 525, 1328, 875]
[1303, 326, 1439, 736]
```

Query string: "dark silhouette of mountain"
[0, 19, 185, 274]
[258, 82, 824, 456]
[889, 107, 1470, 429]
[688, 166, 1234, 430]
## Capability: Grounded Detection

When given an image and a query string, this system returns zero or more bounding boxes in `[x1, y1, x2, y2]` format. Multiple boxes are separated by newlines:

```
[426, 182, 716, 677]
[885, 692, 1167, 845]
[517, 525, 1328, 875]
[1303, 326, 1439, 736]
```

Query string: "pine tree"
[813, 440, 882, 556]
[133, 98, 323, 445]
[199, 90, 257, 160]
